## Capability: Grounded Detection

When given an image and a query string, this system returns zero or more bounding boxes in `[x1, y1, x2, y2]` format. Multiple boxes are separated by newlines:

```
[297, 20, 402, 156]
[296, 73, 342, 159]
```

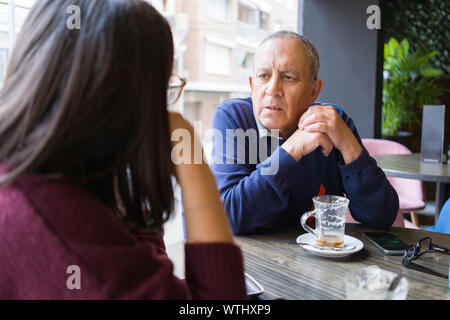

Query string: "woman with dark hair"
[0, 0, 246, 299]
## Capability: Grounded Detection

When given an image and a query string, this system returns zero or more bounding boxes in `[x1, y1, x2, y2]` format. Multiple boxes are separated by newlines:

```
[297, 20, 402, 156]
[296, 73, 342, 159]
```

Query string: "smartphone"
[363, 232, 410, 255]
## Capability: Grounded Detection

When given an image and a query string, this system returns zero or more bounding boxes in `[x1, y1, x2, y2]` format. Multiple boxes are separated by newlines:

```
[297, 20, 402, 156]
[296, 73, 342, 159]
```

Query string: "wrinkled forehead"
[254, 38, 309, 75]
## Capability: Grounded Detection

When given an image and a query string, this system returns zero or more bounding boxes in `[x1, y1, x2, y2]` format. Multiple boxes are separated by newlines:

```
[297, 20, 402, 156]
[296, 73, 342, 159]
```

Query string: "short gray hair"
[259, 30, 320, 81]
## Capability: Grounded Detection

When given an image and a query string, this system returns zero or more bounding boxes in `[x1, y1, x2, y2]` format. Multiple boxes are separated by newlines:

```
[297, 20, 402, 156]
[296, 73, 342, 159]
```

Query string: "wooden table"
[167, 223, 450, 300]
[373, 153, 450, 223]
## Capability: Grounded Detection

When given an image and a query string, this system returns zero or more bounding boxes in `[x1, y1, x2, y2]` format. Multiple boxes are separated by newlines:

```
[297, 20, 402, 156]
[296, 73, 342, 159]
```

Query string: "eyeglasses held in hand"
[167, 74, 186, 105]
[402, 237, 450, 279]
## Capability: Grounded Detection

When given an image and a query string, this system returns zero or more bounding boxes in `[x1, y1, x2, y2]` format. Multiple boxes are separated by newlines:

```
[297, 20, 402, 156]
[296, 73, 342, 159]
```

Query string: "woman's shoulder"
[0, 170, 171, 299]
[0, 169, 140, 247]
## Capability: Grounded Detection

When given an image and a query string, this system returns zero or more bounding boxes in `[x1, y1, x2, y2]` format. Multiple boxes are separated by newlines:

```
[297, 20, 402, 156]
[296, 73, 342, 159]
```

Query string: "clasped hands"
[282, 104, 362, 164]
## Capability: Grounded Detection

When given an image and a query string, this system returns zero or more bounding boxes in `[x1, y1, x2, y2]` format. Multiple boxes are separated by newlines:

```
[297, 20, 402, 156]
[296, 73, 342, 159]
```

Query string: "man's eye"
[283, 75, 294, 80]
[258, 74, 269, 79]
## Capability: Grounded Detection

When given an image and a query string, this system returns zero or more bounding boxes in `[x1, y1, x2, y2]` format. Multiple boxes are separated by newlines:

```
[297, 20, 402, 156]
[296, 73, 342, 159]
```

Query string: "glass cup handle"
[300, 210, 317, 236]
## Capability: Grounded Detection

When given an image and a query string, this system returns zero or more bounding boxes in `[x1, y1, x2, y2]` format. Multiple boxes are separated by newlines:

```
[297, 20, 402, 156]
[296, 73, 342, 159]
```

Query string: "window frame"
[204, 40, 232, 76]
[205, 0, 231, 24]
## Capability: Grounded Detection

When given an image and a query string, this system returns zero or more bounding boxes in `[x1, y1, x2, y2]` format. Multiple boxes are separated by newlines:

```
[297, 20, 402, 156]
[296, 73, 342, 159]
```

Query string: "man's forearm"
[214, 147, 321, 234]
[340, 150, 399, 229]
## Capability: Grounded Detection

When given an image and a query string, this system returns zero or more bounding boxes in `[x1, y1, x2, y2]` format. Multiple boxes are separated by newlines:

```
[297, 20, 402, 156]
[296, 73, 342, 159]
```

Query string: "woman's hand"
[169, 112, 194, 141]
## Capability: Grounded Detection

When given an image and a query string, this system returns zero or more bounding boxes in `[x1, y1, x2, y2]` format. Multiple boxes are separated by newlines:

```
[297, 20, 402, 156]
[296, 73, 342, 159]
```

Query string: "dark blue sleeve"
[338, 110, 399, 230]
[210, 106, 320, 234]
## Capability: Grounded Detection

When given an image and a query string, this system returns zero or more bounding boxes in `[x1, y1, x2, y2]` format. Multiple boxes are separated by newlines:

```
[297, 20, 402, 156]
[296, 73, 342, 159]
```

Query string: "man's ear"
[249, 76, 254, 92]
[309, 79, 323, 104]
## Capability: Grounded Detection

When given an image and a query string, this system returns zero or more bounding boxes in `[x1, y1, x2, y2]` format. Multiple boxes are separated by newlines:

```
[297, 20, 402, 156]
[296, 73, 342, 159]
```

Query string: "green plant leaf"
[384, 56, 398, 71]
[385, 38, 399, 59]
[399, 38, 410, 58]
[420, 68, 443, 77]
[384, 43, 390, 60]
[416, 51, 437, 64]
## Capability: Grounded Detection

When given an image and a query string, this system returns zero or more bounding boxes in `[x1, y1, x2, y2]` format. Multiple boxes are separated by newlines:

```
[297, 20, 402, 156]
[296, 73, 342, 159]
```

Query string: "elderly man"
[210, 31, 399, 235]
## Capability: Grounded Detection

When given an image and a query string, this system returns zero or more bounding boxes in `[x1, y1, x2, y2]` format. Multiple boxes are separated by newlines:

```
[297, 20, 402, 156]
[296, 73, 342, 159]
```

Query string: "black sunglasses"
[402, 237, 450, 279]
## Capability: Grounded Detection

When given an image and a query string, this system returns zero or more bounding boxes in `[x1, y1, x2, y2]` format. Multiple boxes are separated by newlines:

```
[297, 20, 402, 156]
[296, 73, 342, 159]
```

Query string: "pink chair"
[360, 139, 425, 229]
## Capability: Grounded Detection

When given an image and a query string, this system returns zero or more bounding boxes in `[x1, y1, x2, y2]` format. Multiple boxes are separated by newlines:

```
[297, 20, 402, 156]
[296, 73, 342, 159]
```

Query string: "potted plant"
[382, 37, 444, 149]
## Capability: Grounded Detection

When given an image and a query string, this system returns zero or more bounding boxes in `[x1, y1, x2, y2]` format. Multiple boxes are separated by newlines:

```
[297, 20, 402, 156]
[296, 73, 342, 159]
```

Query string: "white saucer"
[296, 233, 364, 258]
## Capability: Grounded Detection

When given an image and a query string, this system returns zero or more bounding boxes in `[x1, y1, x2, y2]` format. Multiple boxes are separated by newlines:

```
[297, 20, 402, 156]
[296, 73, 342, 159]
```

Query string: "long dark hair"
[0, 0, 175, 230]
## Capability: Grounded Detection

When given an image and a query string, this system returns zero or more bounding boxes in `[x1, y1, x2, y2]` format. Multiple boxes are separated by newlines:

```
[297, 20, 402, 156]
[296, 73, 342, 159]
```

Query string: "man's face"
[250, 38, 321, 139]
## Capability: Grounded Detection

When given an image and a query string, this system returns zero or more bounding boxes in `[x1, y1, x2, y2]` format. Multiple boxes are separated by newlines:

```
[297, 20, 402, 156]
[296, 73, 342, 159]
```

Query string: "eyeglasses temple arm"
[406, 261, 449, 279]
[434, 246, 450, 254]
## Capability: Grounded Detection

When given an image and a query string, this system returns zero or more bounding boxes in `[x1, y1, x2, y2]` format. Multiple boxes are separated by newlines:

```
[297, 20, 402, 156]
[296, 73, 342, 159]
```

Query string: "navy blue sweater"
[210, 97, 399, 235]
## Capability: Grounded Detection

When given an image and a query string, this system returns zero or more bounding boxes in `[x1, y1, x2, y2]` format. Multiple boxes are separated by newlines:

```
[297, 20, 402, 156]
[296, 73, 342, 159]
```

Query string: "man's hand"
[281, 128, 334, 162]
[298, 105, 362, 164]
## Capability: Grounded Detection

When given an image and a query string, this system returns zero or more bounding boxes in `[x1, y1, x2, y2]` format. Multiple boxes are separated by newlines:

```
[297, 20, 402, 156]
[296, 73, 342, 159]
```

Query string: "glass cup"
[344, 265, 409, 300]
[300, 195, 349, 247]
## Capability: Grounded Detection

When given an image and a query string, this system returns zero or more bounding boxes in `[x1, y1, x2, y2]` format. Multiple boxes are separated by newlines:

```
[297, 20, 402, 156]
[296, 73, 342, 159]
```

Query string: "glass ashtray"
[344, 265, 409, 300]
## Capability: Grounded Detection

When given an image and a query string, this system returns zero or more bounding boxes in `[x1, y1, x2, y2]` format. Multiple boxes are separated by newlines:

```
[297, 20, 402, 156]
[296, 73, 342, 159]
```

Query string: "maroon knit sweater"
[0, 168, 247, 299]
